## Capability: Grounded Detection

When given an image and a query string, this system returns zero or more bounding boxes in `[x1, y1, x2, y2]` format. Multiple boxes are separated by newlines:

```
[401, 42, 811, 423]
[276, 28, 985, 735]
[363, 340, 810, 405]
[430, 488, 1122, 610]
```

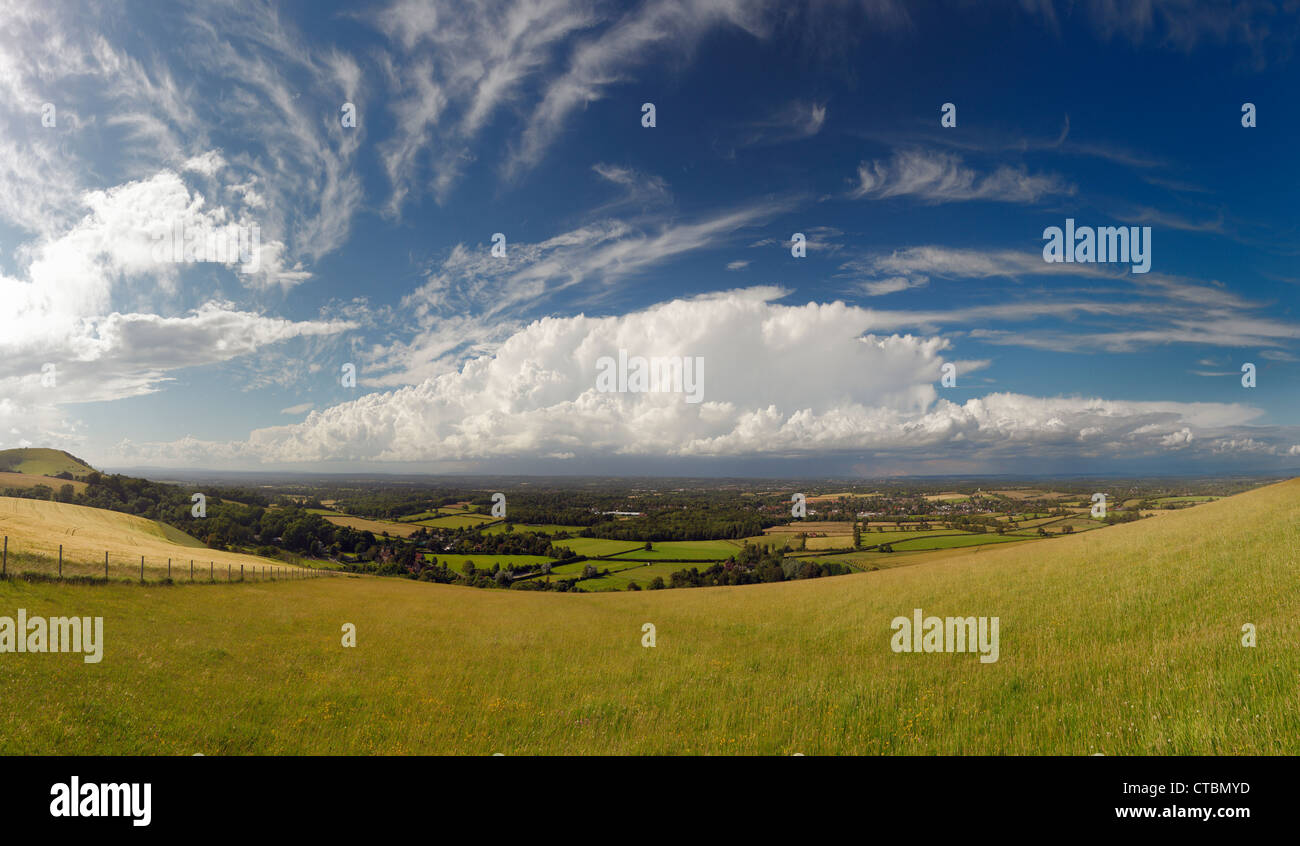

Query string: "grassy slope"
[0, 471, 89, 494]
[0, 496, 284, 573]
[0, 448, 96, 478]
[0, 479, 1296, 754]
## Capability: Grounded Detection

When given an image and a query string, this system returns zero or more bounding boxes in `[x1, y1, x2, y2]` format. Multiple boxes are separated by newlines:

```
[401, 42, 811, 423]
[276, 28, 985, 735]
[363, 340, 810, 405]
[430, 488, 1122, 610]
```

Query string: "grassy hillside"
[0, 479, 1296, 754]
[0, 496, 287, 577]
[0, 471, 88, 494]
[0, 448, 96, 478]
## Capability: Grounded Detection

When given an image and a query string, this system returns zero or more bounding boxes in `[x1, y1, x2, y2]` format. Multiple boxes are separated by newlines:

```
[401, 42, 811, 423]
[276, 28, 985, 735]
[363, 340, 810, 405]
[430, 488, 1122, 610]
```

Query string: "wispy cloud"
[505, 0, 770, 179]
[371, 200, 788, 385]
[850, 149, 1074, 204]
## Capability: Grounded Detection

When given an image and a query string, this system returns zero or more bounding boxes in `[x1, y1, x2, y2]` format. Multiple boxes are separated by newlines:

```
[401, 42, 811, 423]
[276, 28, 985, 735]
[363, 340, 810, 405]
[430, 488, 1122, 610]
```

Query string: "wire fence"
[0, 536, 336, 584]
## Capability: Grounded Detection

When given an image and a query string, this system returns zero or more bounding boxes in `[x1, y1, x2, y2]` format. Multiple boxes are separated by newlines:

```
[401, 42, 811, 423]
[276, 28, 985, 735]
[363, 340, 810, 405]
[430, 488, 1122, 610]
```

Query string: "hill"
[0, 496, 288, 577]
[0, 479, 1296, 754]
[0, 471, 88, 495]
[0, 448, 96, 479]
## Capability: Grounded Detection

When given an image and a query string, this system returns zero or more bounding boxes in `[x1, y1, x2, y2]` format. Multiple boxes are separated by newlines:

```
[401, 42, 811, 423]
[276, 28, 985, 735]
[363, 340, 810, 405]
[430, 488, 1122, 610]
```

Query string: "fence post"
[210, 561, 214, 581]
[2, 535, 6, 576]
[168, 558, 171, 580]
[191, 560, 194, 581]
[105, 550, 108, 580]
[140, 555, 144, 582]
[59, 544, 62, 578]
[227, 564, 230, 581]
[240, 564, 244, 582]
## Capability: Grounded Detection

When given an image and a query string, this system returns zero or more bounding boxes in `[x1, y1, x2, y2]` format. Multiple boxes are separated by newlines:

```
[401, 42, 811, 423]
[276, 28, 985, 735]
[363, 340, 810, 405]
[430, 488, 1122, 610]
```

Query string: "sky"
[0, 0, 1298, 477]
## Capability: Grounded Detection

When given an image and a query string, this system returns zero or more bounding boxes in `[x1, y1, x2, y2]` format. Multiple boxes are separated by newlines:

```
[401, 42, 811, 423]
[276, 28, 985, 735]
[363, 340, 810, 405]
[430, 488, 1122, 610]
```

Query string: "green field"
[481, 524, 587, 536]
[525, 559, 687, 592]
[579, 562, 685, 590]
[552, 537, 647, 558]
[859, 529, 970, 544]
[395, 511, 443, 522]
[0, 448, 96, 479]
[414, 514, 498, 530]
[888, 532, 1032, 551]
[607, 540, 741, 561]
[1011, 516, 1105, 535]
[423, 553, 556, 574]
[1, 479, 1297, 754]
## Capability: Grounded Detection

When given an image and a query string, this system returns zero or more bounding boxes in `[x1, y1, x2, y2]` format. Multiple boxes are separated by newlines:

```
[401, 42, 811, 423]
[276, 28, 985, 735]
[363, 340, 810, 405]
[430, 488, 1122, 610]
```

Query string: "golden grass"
[320, 514, 423, 538]
[0, 496, 287, 575]
[0, 480, 1296, 754]
[0, 472, 88, 494]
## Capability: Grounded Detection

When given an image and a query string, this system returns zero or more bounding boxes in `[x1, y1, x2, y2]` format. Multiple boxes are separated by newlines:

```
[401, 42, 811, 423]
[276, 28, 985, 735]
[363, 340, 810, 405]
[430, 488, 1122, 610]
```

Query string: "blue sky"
[0, 0, 1297, 476]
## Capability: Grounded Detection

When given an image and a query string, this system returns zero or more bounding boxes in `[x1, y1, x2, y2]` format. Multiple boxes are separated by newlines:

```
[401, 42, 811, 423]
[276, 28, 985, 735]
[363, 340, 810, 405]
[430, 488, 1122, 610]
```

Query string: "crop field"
[314, 509, 494, 536]
[607, 540, 743, 561]
[319, 514, 424, 538]
[888, 532, 1033, 551]
[541, 560, 686, 590]
[0, 496, 290, 576]
[1024, 516, 1106, 534]
[585, 562, 691, 590]
[552, 537, 647, 558]
[414, 514, 498, 530]
[764, 521, 855, 535]
[0, 472, 89, 494]
[802, 535, 856, 551]
[480, 523, 587, 536]
[859, 529, 970, 544]
[2, 479, 1295, 754]
[423, 553, 557, 573]
[395, 511, 443, 522]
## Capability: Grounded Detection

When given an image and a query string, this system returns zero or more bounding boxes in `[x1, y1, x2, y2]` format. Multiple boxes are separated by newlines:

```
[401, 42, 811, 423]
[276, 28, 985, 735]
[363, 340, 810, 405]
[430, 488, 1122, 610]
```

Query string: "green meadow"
[480, 524, 588, 536]
[0, 448, 95, 478]
[423, 553, 556, 573]
[607, 540, 740, 560]
[414, 514, 498, 530]
[889, 532, 1033, 551]
[0, 480, 1296, 754]
[552, 537, 646, 558]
